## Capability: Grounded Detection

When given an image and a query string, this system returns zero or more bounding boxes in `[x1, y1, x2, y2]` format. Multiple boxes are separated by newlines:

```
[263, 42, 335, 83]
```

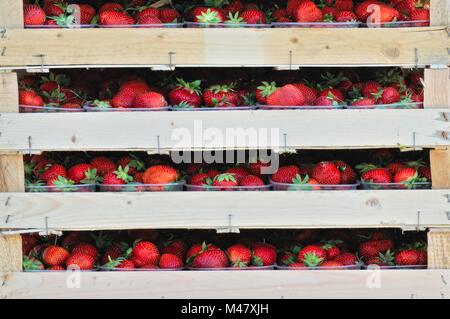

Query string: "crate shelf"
[0, 28, 449, 69]
[0, 190, 448, 231]
[0, 109, 449, 152]
[1, 270, 449, 299]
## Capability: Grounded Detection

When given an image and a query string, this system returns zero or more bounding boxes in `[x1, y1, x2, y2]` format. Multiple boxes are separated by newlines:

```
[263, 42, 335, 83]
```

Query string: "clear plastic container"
[271, 22, 360, 28]
[169, 105, 257, 111]
[185, 184, 271, 191]
[99, 181, 185, 192]
[346, 102, 423, 110]
[364, 20, 429, 28]
[270, 180, 360, 191]
[98, 266, 184, 271]
[25, 24, 96, 29]
[185, 22, 270, 28]
[360, 181, 431, 190]
[83, 104, 170, 112]
[25, 184, 96, 193]
[188, 265, 275, 271]
[99, 23, 184, 28]
[276, 263, 362, 270]
[20, 105, 85, 113]
[362, 264, 427, 270]
[259, 104, 344, 110]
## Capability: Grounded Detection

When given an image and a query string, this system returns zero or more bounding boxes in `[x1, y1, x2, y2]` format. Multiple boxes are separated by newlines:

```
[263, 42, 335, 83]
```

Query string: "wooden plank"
[424, 68, 450, 109]
[0, 109, 449, 152]
[430, 149, 450, 189]
[1, 270, 449, 299]
[0, 0, 23, 29]
[0, 72, 18, 112]
[0, 190, 448, 230]
[428, 229, 450, 268]
[430, 0, 450, 26]
[0, 28, 449, 67]
[0, 235, 22, 272]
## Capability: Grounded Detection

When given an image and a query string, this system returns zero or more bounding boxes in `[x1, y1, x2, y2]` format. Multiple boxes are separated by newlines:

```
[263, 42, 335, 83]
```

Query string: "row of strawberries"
[24, 149, 431, 191]
[18, 68, 423, 110]
[23, 0, 429, 27]
[22, 228, 428, 271]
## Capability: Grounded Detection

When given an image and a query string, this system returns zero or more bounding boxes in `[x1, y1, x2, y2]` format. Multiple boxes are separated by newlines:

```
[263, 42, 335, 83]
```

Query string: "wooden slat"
[0, 28, 449, 67]
[0, 0, 23, 29]
[424, 68, 450, 109]
[0, 109, 449, 152]
[0, 190, 448, 230]
[0, 72, 18, 112]
[0, 235, 22, 272]
[1, 270, 449, 299]
[430, 149, 450, 189]
[428, 229, 450, 269]
[430, 0, 450, 26]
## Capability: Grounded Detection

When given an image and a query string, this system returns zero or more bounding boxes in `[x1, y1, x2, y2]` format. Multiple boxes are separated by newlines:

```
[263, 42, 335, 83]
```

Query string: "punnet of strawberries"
[21, 228, 428, 271]
[18, 67, 424, 111]
[23, 0, 430, 28]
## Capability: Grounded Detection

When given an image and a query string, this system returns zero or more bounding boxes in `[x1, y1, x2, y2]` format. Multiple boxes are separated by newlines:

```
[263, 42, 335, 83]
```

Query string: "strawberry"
[291, 174, 321, 190]
[39, 164, 67, 182]
[23, 256, 45, 271]
[278, 251, 298, 266]
[227, 244, 252, 267]
[138, 15, 163, 25]
[203, 84, 241, 107]
[42, 246, 70, 266]
[271, 165, 300, 183]
[169, 79, 202, 108]
[366, 250, 395, 266]
[319, 88, 344, 102]
[377, 86, 401, 104]
[134, 172, 145, 183]
[102, 166, 133, 185]
[320, 260, 344, 268]
[335, 0, 354, 11]
[111, 89, 136, 108]
[186, 242, 219, 264]
[136, 7, 160, 20]
[61, 231, 94, 249]
[72, 244, 98, 259]
[206, 169, 221, 179]
[334, 252, 358, 266]
[272, 8, 289, 20]
[65, 253, 95, 270]
[226, 166, 249, 181]
[395, 250, 420, 266]
[67, 163, 99, 184]
[361, 81, 381, 98]
[321, 242, 342, 260]
[359, 240, 394, 259]
[295, 1, 322, 23]
[410, 9, 429, 25]
[24, 5, 47, 26]
[194, 8, 225, 23]
[298, 245, 326, 267]
[117, 156, 145, 176]
[311, 161, 341, 185]
[358, 165, 392, 183]
[189, 173, 212, 186]
[335, 11, 358, 22]
[314, 95, 336, 106]
[102, 245, 125, 265]
[322, 6, 338, 20]
[224, 0, 244, 14]
[377, 4, 401, 23]
[134, 91, 167, 109]
[387, 162, 406, 175]
[159, 8, 181, 23]
[251, 243, 277, 266]
[350, 97, 375, 107]
[77, 4, 96, 25]
[44, 1, 66, 17]
[239, 175, 265, 187]
[256, 82, 277, 105]
[131, 241, 160, 267]
[213, 173, 238, 189]
[159, 253, 184, 269]
[99, 3, 124, 14]
[355, 0, 382, 21]
[47, 265, 65, 271]
[90, 156, 116, 176]
[192, 247, 229, 269]
[241, 9, 266, 24]
[115, 259, 136, 269]
[161, 240, 186, 259]
[292, 83, 318, 105]
[287, 0, 304, 17]
[393, 167, 425, 186]
[335, 161, 356, 184]
[100, 11, 136, 26]
[248, 160, 271, 176]
[266, 84, 305, 106]
[61, 103, 81, 109]
[19, 89, 44, 106]
[142, 165, 179, 184]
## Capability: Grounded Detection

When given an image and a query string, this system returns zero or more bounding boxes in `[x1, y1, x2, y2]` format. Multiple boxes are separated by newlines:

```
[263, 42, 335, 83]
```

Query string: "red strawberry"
[72, 244, 98, 259]
[251, 243, 277, 266]
[248, 160, 271, 176]
[295, 1, 322, 22]
[136, 7, 160, 20]
[334, 252, 358, 266]
[117, 259, 136, 269]
[42, 246, 70, 266]
[298, 245, 327, 267]
[241, 9, 266, 24]
[142, 165, 179, 184]
[77, 4, 96, 24]
[335, 0, 354, 11]
[138, 15, 162, 25]
[387, 162, 406, 175]
[291, 174, 321, 190]
[266, 84, 305, 106]
[335, 11, 358, 22]
[67, 163, 99, 184]
[102, 245, 124, 265]
[320, 260, 344, 268]
[111, 89, 136, 108]
[120, 80, 150, 94]
[100, 11, 136, 26]
[377, 86, 400, 104]
[99, 3, 124, 14]
[362, 81, 381, 98]
[395, 250, 420, 266]
[227, 244, 252, 267]
[24, 5, 46, 26]
[287, 0, 304, 17]
[292, 83, 318, 105]
[102, 166, 133, 185]
[272, 8, 289, 20]
[131, 241, 160, 267]
[192, 248, 229, 268]
[377, 4, 401, 23]
[19, 89, 44, 106]
[206, 169, 221, 180]
[134, 91, 167, 109]
[319, 88, 344, 102]
[322, 6, 338, 19]
[90, 157, 116, 177]
[351, 97, 376, 107]
[393, 167, 423, 184]
[193, 8, 225, 23]
[271, 165, 300, 183]
[256, 81, 277, 105]
[360, 167, 392, 183]
[65, 253, 95, 270]
[159, 8, 181, 23]
[203, 84, 241, 107]
[335, 161, 356, 184]
[213, 173, 238, 189]
[278, 251, 298, 266]
[169, 79, 202, 108]
[44, 1, 65, 17]
[410, 9, 429, 25]
[161, 240, 186, 259]
[47, 265, 65, 271]
[117, 156, 144, 176]
[226, 166, 249, 181]
[186, 243, 218, 263]
[359, 240, 394, 259]
[39, 164, 67, 183]
[159, 253, 183, 269]
[239, 175, 265, 187]
[311, 161, 341, 185]
[355, 0, 382, 21]
[189, 173, 212, 186]
[321, 242, 341, 260]
[224, 0, 244, 14]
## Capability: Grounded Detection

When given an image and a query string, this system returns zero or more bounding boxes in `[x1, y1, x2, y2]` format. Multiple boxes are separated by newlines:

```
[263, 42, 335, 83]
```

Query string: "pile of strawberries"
[23, 0, 430, 27]
[18, 67, 423, 110]
[21, 228, 428, 271]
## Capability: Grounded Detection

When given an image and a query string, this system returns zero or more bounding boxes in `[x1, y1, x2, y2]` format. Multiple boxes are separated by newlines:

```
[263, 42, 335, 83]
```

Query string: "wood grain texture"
[0, 109, 449, 152]
[0, 155, 25, 192]
[424, 68, 450, 109]
[430, 0, 450, 26]
[430, 149, 450, 189]
[0, 235, 22, 272]
[0, 28, 449, 67]
[0, 0, 23, 29]
[0, 190, 448, 230]
[0, 72, 18, 112]
[428, 229, 450, 268]
[1, 270, 449, 299]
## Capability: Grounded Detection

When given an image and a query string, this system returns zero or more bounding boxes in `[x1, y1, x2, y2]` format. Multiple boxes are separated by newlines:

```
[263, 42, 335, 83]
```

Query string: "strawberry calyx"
[196, 8, 223, 23]
[49, 176, 77, 191]
[214, 173, 237, 183]
[114, 165, 134, 183]
[80, 168, 102, 184]
[226, 12, 245, 24]
[22, 256, 44, 271]
[91, 99, 112, 109]
[302, 253, 324, 267]
[175, 78, 202, 95]
[256, 81, 278, 98]
[355, 163, 379, 173]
